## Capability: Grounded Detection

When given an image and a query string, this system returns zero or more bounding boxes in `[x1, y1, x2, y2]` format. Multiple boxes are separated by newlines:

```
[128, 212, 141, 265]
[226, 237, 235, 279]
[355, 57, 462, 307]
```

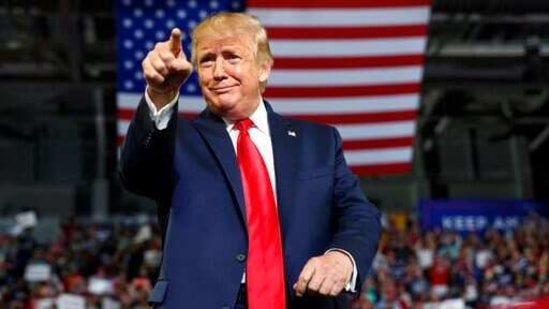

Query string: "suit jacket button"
[236, 254, 246, 262]
[222, 306, 230, 309]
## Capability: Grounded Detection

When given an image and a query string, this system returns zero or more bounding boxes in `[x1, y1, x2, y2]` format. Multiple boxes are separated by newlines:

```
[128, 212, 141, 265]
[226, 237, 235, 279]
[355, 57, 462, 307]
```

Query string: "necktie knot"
[234, 118, 254, 133]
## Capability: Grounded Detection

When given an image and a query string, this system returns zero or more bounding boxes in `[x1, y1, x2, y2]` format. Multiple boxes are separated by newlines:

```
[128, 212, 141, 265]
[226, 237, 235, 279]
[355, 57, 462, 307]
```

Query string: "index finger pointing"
[169, 28, 182, 56]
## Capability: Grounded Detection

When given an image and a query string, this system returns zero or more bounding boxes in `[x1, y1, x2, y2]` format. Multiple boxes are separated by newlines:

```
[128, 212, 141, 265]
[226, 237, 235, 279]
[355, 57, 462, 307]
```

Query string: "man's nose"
[213, 58, 226, 80]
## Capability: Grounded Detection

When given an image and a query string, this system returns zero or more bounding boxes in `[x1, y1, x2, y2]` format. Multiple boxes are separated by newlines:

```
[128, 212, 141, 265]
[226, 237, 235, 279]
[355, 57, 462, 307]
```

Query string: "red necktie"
[235, 118, 286, 309]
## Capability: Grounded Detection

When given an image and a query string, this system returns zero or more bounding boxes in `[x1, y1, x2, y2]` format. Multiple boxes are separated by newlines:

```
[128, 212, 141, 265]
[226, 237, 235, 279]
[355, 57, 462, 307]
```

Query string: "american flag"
[116, 0, 431, 175]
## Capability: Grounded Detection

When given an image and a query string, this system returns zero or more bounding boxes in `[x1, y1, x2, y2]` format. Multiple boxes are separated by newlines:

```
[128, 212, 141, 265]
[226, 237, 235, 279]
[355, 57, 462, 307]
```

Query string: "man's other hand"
[293, 251, 353, 297]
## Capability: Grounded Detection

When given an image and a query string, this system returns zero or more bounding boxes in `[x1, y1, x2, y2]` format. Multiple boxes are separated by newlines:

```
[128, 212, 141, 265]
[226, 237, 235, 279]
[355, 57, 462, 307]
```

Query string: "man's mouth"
[211, 85, 236, 93]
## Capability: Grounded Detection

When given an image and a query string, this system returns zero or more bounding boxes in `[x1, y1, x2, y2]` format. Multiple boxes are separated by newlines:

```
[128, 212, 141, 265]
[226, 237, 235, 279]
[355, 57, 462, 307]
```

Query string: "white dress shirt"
[144, 90, 358, 292]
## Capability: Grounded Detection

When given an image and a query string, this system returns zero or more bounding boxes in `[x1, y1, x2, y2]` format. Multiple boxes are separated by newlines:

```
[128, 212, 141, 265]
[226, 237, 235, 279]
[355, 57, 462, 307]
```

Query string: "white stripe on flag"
[269, 66, 423, 86]
[249, 7, 431, 27]
[117, 93, 142, 109]
[269, 95, 419, 114]
[117, 93, 206, 111]
[117, 93, 419, 115]
[336, 121, 416, 140]
[118, 119, 130, 137]
[270, 37, 427, 57]
[344, 147, 413, 165]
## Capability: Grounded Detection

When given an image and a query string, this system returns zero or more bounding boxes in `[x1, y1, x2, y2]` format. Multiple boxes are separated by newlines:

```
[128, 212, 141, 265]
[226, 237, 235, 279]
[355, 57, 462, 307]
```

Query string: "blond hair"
[191, 12, 273, 68]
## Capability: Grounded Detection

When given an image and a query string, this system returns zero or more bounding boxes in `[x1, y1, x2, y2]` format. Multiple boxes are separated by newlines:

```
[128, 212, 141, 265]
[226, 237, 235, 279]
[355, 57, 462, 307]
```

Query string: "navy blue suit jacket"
[120, 98, 381, 309]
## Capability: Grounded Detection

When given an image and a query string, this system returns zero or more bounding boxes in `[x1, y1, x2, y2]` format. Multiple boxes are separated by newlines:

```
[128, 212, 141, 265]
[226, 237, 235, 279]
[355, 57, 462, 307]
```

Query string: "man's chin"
[207, 100, 239, 118]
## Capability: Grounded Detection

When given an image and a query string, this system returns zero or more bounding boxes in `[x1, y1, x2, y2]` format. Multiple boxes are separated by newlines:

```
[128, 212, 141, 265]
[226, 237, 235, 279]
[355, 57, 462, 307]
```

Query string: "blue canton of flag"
[116, 0, 244, 145]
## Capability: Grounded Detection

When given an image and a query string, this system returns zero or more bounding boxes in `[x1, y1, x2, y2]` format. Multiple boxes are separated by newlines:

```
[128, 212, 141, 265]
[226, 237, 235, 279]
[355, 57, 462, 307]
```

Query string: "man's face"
[195, 35, 270, 120]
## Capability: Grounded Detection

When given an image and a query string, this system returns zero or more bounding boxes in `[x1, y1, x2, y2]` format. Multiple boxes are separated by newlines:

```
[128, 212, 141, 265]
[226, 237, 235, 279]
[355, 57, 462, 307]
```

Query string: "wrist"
[147, 87, 178, 110]
[327, 250, 353, 273]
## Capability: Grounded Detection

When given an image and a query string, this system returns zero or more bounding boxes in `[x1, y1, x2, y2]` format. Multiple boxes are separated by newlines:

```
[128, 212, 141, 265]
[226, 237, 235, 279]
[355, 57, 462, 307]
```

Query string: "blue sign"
[418, 200, 541, 234]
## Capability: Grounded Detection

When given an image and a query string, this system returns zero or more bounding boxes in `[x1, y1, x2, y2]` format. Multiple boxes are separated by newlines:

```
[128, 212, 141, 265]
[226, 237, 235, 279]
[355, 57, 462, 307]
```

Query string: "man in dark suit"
[120, 12, 381, 309]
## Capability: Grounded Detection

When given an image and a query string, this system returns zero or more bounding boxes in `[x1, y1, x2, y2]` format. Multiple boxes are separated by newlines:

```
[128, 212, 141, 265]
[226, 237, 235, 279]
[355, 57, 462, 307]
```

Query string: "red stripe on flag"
[264, 83, 420, 98]
[267, 25, 427, 40]
[179, 112, 200, 119]
[351, 163, 412, 175]
[274, 55, 424, 69]
[118, 109, 134, 120]
[343, 137, 414, 150]
[250, 0, 430, 8]
[291, 110, 417, 124]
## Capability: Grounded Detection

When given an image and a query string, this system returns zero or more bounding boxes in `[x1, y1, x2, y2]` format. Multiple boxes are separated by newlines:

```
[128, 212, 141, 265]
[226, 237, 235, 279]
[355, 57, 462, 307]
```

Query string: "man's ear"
[259, 60, 272, 83]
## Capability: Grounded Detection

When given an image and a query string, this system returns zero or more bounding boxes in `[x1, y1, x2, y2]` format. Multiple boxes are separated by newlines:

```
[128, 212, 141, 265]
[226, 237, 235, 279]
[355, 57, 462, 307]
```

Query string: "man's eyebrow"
[198, 51, 214, 58]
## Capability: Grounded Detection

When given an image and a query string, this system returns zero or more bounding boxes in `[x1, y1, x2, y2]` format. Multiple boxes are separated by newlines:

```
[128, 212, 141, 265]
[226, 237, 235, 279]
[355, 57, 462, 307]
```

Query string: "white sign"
[56, 294, 86, 309]
[35, 298, 55, 309]
[24, 263, 52, 282]
[15, 211, 38, 228]
[133, 225, 152, 244]
[439, 298, 465, 309]
[88, 277, 114, 295]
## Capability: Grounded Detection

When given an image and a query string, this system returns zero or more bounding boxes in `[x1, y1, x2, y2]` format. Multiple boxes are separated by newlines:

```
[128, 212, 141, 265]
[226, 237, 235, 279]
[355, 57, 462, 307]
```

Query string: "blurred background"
[0, 0, 548, 308]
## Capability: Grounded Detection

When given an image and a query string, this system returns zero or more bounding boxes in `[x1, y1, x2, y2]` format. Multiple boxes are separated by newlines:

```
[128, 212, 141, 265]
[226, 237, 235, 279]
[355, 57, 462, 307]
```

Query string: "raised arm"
[119, 28, 193, 200]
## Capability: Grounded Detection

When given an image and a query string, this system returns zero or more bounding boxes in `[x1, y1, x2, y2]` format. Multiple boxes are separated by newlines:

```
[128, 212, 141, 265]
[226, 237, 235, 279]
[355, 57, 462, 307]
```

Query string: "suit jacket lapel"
[266, 102, 299, 243]
[193, 110, 247, 224]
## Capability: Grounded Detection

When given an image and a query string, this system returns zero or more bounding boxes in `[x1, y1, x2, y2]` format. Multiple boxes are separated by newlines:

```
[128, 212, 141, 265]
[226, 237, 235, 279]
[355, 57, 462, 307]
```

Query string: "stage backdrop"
[116, 0, 431, 175]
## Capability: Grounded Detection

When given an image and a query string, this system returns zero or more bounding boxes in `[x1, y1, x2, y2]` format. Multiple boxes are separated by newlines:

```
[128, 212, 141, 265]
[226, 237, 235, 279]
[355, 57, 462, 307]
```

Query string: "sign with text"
[418, 200, 540, 235]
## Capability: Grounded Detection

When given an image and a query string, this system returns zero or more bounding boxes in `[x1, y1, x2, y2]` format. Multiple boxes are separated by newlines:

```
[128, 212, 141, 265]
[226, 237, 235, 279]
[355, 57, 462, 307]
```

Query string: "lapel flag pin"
[288, 130, 296, 137]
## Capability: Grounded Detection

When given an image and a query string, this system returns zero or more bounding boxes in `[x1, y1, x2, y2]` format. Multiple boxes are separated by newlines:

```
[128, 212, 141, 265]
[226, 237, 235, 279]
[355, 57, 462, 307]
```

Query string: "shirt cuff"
[144, 87, 178, 130]
[326, 248, 358, 293]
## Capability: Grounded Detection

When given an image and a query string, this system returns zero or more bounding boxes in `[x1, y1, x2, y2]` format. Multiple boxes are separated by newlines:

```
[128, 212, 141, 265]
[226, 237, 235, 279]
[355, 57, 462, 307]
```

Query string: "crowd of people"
[0, 214, 547, 308]
[0, 217, 161, 308]
[353, 214, 549, 309]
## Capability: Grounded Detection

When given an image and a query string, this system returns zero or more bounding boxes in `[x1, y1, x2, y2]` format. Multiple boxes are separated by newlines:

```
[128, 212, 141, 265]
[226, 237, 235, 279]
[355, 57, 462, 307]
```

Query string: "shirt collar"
[225, 99, 270, 135]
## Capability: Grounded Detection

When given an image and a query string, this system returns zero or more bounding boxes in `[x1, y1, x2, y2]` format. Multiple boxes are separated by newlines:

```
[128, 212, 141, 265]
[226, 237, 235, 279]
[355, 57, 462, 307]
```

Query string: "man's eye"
[227, 55, 240, 63]
[200, 58, 214, 67]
